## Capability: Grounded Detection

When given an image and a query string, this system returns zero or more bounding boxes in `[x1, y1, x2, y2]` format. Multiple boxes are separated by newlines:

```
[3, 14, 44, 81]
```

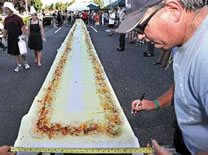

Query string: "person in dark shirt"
[3, 2, 30, 72]
[57, 11, 62, 27]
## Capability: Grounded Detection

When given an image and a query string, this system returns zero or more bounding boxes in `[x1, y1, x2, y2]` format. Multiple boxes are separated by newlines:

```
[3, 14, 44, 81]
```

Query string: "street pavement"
[0, 23, 175, 148]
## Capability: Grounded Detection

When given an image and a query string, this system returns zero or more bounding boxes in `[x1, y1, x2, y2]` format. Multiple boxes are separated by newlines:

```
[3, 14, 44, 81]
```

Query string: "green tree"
[30, 0, 43, 12]
[54, 1, 75, 12]
[54, 2, 61, 11]
[43, 0, 75, 12]
[44, 4, 49, 11]
[49, 3, 54, 11]
[93, 0, 103, 8]
[68, 0, 75, 6]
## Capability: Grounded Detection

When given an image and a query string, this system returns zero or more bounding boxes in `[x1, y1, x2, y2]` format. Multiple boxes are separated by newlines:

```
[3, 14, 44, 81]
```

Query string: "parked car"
[43, 16, 53, 26]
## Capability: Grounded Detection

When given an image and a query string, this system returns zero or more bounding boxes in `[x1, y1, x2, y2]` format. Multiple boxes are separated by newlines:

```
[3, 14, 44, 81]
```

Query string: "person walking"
[71, 12, 75, 24]
[82, 11, 87, 24]
[57, 11, 62, 27]
[117, 11, 126, 51]
[108, 9, 116, 36]
[2, 2, 30, 72]
[52, 11, 57, 28]
[144, 42, 154, 57]
[104, 11, 109, 25]
[153, 49, 172, 68]
[67, 11, 71, 24]
[101, 12, 105, 26]
[27, 7, 46, 67]
[94, 12, 100, 31]
[117, 0, 208, 154]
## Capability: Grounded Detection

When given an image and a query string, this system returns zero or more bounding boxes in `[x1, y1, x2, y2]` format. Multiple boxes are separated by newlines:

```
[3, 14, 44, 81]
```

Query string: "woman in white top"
[108, 9, 116, 36]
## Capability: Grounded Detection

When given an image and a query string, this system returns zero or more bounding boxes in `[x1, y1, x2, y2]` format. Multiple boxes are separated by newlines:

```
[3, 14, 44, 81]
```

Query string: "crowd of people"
[61, 7, 173, 68]
[51, 10, 67, 28]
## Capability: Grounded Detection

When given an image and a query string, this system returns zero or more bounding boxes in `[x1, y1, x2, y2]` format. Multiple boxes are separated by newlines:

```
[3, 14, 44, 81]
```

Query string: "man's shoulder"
[4, 16, 9, 21]
[14, 14, 23, 20]
[13, 14, 20, 18]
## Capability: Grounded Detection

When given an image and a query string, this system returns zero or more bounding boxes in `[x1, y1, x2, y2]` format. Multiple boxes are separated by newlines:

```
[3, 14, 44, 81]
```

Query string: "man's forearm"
[2, 29, 7, 38]
[157, 84, 175, 108]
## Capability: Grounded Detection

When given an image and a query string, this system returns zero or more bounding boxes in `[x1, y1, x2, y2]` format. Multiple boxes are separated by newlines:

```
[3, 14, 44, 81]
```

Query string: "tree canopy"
[30, 0, 43, 12]
[44, 0, 75, 12]
[93, 0, 103, 8]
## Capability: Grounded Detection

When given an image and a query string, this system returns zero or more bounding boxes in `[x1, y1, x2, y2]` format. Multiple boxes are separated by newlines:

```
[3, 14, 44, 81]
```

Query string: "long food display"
[14, 19, 139, 149]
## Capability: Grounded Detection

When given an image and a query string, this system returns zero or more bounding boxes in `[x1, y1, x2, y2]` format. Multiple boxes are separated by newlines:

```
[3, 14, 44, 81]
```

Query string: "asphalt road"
[0, 23, 175, 148]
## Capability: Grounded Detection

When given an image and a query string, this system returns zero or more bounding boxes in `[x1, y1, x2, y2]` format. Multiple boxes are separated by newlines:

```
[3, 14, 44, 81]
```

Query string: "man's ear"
[165, 0, 183, 22]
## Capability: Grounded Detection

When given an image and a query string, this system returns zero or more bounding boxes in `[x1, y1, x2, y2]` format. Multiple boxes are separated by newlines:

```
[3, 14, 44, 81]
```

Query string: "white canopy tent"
[67, 2, 89, 11]
[87, 2, 99, 7]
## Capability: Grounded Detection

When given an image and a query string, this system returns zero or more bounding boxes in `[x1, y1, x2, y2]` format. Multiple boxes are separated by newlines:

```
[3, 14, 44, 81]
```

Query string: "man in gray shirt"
[117, 0, 208, 154]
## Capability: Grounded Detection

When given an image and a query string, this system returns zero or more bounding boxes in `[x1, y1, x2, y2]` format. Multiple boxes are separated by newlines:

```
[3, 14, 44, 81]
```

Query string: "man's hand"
[148, 140, 172, 155]
[131, 99, 156, 115]
[20, 35, 25, 40]
[0, 146, 16, 155]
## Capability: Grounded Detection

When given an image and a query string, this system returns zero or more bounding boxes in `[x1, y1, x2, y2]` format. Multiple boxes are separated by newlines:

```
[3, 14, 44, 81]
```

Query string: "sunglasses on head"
[135, 3, 166, 34]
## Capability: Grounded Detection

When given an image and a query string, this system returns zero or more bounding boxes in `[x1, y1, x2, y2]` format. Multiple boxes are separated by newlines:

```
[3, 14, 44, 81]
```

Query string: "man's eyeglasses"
[135, 3, 166, 33]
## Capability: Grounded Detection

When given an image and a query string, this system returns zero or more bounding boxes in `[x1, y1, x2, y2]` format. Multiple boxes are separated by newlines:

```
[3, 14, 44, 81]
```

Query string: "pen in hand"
[131, 93, 145, 115]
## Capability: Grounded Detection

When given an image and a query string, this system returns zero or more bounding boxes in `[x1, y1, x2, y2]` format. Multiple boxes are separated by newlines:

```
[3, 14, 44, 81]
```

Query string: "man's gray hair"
[177, 0, 205, 11]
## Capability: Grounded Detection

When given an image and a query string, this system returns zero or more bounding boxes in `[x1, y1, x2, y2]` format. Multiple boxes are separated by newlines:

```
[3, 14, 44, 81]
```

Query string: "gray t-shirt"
[173, 16, 208, 154]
